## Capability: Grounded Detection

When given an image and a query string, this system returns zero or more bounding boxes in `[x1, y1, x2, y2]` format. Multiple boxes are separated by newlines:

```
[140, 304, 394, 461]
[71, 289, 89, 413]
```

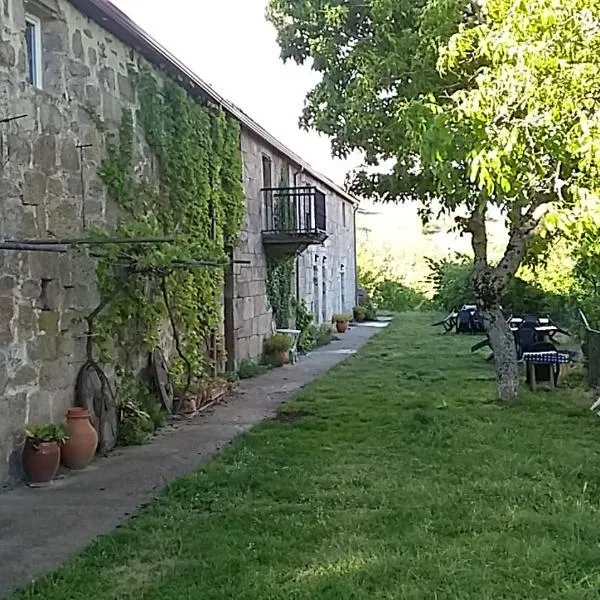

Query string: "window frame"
[342, 202, 347, 228]
[25, 13, 43, 89]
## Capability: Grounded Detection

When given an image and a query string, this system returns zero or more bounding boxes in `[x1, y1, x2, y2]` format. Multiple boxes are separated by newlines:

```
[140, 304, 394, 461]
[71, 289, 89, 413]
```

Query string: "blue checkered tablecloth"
[522, 351, 570, 365]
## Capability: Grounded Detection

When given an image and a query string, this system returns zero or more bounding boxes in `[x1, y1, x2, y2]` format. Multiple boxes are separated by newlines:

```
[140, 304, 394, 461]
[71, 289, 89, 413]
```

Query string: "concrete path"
[0, 321, 387, 598]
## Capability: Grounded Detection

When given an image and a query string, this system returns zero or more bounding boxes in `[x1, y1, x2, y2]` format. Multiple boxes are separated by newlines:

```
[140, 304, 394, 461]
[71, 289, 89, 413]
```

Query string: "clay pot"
[336, 320, 349, 333]
[61, 407, 98, 470]
[278, 351, 289, 366]
[22, 440, 61, 484]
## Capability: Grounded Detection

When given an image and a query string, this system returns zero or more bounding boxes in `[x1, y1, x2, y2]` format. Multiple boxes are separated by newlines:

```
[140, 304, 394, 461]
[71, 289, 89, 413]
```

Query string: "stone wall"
[0, 0, 205, 483]
[233, 132, 357, 362]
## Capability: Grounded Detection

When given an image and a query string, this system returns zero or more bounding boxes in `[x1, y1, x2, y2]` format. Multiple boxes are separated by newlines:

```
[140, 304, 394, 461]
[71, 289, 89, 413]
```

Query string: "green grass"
[13, 314, 600, 599]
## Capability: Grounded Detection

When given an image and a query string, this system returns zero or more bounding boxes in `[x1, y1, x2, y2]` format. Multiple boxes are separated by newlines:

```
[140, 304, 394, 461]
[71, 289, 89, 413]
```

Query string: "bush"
[294, 299, 317, 353]
[264, 333, 292, 354]
[237, 359, 268, 380]
[315, 323, 334, 347]
[427, 255, 572, 321]
[358, 264, 428, 313]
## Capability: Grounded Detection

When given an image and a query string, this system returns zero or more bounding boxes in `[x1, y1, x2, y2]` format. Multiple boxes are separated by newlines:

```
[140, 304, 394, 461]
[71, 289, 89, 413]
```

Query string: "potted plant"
[22, 424, 68, 484]
[333, 313, 351, 333]
[353, 305, 367, 322]
[264, 333, 292, 366]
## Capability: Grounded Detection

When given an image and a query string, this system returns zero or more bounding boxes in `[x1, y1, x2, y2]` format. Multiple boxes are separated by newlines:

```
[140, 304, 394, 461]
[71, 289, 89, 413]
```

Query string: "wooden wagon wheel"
[151, 347, 174, 415]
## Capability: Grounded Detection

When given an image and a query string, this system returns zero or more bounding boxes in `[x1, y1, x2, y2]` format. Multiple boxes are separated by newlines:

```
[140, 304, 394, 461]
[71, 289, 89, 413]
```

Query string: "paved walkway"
[0, 321, 388, 598]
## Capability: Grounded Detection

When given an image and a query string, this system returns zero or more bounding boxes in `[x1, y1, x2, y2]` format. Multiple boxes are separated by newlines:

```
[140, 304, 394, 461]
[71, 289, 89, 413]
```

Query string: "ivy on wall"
[96, 65, 245, 392]
[266, 257, 295, 328]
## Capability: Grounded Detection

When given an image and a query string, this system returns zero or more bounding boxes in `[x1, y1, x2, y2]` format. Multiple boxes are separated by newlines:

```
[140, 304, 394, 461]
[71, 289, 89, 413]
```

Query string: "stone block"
[0, 41, 15, 67]
[26, 390, 53, 425]
[249, 335, 262, 359]
[6, 393, 27, 432]
[242, 297, 254, 321]
[40, 103, 62, 135]
[0, 297, 15, 344]
[32, 135, 57, 174]
[0, 355, 7, 396]
[10, 364, 37, 388]
[68, 59, 90, 78]
[29, 253, 61, 282]
[236, 337, 249, 361]
[0, 275, 16, 296]
[27, 333, 59, 362]
[39, 360, 74, 392]
[7, 133, 32, 166]
[61, 143, 80, 172]
[72, 29, 84, 60]
[86, 84, 102, 110]
[39, 311, 59, 334]
[22, 171, 46, 206]
[17, 303, 36, 338]
[88, 46, 97, 66]
[21, 279, 41, 300]
[254, 295, 266, 317]
[99, 66, 116, 91]
[258, 312, 273, 336]
[117, 72, 135, 102]
[47, 177, 63, 197]
[46, 200, 79, 236]
[102, 93, 122, 126]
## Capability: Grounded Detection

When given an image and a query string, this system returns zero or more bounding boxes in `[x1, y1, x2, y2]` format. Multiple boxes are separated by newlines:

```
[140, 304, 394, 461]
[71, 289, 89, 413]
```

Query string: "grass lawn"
[13, 314, 600, 599]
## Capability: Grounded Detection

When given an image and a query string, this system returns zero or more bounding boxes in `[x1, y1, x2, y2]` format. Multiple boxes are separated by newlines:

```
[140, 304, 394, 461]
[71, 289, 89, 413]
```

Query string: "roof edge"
[68, 0, 360, 206]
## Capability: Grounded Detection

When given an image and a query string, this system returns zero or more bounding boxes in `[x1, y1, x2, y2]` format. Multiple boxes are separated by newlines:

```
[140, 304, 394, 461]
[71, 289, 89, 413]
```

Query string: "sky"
[111, 0, 361, 186]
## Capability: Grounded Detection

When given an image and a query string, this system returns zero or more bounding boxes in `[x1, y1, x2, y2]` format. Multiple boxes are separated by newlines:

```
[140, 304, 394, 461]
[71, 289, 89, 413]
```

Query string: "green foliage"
[359, 264, 428, 313]
[237, 359, 269, 380]
[96, 65, 244, 390]
[427, 256, 573, 322]
[116, 375, 165, 446]
[353, 305, 366, 319]
[269, 0, 600, 396]
[426, 256, 473, 312]
[294, 299, 317, 353]
[266, 257, 294, 328]
[315, 323, 334, 347]
[24, 424, 68, 444]
[332, 313, 350, 323]
[264, 333, 292, 354]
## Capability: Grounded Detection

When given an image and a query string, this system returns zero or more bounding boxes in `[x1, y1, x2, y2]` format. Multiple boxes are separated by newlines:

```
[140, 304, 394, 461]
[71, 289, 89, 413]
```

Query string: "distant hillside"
[356, 200, 508, 289]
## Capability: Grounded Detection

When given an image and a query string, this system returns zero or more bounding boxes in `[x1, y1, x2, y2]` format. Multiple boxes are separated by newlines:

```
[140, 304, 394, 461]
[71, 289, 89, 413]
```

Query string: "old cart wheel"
[152, 348, 174, 415]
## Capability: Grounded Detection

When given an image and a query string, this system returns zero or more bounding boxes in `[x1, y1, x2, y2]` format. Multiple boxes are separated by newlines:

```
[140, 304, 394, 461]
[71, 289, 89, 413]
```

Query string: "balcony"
[262, 186, 328, 256]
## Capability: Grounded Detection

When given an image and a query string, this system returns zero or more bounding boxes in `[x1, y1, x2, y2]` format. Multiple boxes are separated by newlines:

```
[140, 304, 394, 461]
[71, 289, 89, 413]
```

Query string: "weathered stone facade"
[232, 132, 357, 362]
[0, 0, 358, 483]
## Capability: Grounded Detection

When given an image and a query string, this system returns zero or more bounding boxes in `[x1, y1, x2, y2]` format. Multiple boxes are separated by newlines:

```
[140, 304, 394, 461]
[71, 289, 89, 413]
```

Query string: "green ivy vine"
[96, 64, 245, 393]
[266, 257, 295, 328]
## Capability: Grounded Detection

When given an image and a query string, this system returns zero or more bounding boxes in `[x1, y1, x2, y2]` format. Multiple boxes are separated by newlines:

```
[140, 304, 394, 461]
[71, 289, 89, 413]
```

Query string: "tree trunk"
[482, 304, 519, 401]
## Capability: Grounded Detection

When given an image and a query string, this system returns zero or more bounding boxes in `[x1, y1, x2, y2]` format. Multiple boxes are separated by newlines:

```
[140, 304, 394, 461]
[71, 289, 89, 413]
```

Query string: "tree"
[268, 0, 600, 400]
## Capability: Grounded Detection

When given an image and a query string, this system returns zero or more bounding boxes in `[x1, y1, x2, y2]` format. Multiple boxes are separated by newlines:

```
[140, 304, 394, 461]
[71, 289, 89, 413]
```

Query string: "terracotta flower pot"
[61, 407, 98, 470]
[336, 320, 349, 333]
[278, 351, 289, 366]
[22, 440, 60, 483]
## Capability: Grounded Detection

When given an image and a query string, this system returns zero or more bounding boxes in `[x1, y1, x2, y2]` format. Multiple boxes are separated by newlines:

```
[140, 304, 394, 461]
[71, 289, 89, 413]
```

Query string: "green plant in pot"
[22, 424, 68, 484]
[333, 313, 351, 333]
[264, 333, 292, 366]
[353, 305, 367, 322]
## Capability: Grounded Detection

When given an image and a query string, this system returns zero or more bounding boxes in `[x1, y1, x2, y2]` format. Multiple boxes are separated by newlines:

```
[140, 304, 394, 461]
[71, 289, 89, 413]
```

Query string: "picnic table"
[432, 304, 482, 334]
[471, 315, 570, 358]
[522, 350, 570, 390]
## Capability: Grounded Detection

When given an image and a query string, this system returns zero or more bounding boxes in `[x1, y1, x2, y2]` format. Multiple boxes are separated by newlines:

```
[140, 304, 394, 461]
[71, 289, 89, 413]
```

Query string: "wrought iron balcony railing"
[262, 186, 326, 235]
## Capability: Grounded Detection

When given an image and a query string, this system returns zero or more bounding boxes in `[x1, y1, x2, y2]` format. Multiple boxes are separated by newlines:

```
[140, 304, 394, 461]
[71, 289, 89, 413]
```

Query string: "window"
[25, 14, 43, 89]
[262, 155, 272, 189]
[342, 202, 347, 228]
[340, 265, 346, 310]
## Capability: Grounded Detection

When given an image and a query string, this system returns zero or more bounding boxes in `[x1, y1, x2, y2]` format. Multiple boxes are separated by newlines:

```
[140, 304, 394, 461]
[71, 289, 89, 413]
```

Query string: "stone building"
[0, 0, 358, 483]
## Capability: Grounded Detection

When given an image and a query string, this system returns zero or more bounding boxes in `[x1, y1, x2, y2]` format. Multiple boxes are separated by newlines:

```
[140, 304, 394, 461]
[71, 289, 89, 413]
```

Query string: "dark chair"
[456, 309, 473, 333]
[515, 328, 539, 359]
[525, 342, 560, 387]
